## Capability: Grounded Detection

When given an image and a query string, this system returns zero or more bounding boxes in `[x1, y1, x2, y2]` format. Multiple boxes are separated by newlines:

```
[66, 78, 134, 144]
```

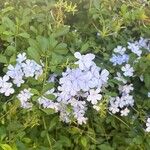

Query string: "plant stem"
[42, 117, 52, 149]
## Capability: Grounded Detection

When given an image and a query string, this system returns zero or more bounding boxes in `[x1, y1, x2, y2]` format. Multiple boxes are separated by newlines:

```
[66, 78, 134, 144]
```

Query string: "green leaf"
[41, 108, 55, 115]
[144, 73, 150, 90]
[54, 43, 68, 55]
[98, 144, 114, 150]
[0, 54, 8, 64]
[30, 88, 40, 95]
[18, 32, 30, 38]
[28, 38, 40, 50]
[5, 46, 16, 56]
[81, 43, 89, 52]
[81, 136, 88, 147]
[37, 36, 49, 52]
[27, 47, 41, 63]
[42, 83, 54, 94]
[2, 17, 15, 32]
[0, 144, 13, 150]
[51, 26, 70, 38]
[49, 117, 59, 131]
[9, 54, 16, 64]
[44, 94, 56, 100]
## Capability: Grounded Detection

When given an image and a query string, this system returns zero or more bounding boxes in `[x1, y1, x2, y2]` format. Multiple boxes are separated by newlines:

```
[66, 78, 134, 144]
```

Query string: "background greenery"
[0, 0, 150, 149]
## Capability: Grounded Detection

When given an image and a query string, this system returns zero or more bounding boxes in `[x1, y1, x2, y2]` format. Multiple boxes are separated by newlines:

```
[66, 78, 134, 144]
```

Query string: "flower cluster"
[109, 84, 134, 116]
[7, 53, 43, 87]
[0, 53, 43, 98]
[17, 88, 33, 109]
[110, 46, 129, 66]
[0, 75, 14, 96]
[109, 37, 150, 117]
[37, 52, 109, 124]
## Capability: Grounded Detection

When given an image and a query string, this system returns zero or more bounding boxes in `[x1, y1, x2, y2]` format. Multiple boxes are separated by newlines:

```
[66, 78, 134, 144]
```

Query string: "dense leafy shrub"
[0, 0, 150, 149]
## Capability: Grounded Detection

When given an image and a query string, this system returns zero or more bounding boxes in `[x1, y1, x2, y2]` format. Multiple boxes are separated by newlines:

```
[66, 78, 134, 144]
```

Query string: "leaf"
[30, 88, 40, 95]
[0, 54, 8, 64]
[28, 38, 40, 50]
[54, 43, 68, 55]
[49, 117, 59, 131]
[0, 144, 13, 150]
[42, 83, 54, 94]
[37, 36, 49, 52]
[144, 73, 150, 90]
[5, 46, 16, 56]
[51, 26, 70, 38]
[51, 53, 63, 65]
[2, 17, 15, 32]
[81, 43, 89, 52]
[27, 47, 41, 63]
[59, 136, 71, 147]
[41, 108, 55, 115]
[9, 54, 16, 64]
[98, 144, 114, 150]
[18, 32, 30, 38]
[81, 136, 88, 147]
[44, 94, 56, 100]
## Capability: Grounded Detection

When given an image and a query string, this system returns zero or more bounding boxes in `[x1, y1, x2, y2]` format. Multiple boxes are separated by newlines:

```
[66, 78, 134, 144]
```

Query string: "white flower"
[99, 69, 109, 85]
[122, 94, 134, 107]
[121, 64, 134, 77]
[119, 84, 134, 95]
[7, 64, 24, 78]
[77, 115, 87, 125]
[138, 37, 148, 49]
[109, 97, 120, 114]
[139, 75, 144, 82]
[17, 88, 33, 108]
[87, 88, 102, 105]
[146, 118, 150, 132]
[74, 52, 95, 70]
[16, 52, 26, 63]
[13, 77, 25, 87]
[115, 72, 127, 84]
[38, 96, 59, 112]
[148, 92, 150, 98]
[114, 46, 126, 55]
[0, 82, 14, 96]
[21, 60, 36, 77]
[93, 105, 100, 111]
[128, 42, 142, 56]
[109, 104, 119, 114]
[115, 96, 126, 108]
[120, 108, 130, 116]
[0, 75, 14, 96]
[48, 74, 57, 83]
[0, 75, 9, 87]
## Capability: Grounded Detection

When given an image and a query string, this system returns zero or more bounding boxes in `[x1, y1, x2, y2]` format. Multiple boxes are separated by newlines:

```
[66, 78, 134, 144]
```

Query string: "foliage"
[0, 0, 150, 149]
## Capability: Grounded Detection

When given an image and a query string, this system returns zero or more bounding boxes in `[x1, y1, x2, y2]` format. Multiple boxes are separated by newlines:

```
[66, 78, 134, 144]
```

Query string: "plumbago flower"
[36, 52, 109, 125]
[6, 53, 43, 88]
[109, 37, 150, 119]
[17, 88, 33, 109]
[0, 75, 14, 96]
[54, 52, 109, 124]
[121, 64, 134, 77]
[110, 46, 129, 66]
[0, 53, 44, 100]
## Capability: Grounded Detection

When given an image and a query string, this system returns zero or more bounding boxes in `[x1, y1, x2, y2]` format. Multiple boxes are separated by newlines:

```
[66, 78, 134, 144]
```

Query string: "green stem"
[42, 117, 52, 149]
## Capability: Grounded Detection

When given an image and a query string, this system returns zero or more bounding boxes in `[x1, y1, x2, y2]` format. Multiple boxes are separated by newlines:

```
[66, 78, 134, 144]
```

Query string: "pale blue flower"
[110, 54, 129, 66]
[121, 64, 134, 77]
